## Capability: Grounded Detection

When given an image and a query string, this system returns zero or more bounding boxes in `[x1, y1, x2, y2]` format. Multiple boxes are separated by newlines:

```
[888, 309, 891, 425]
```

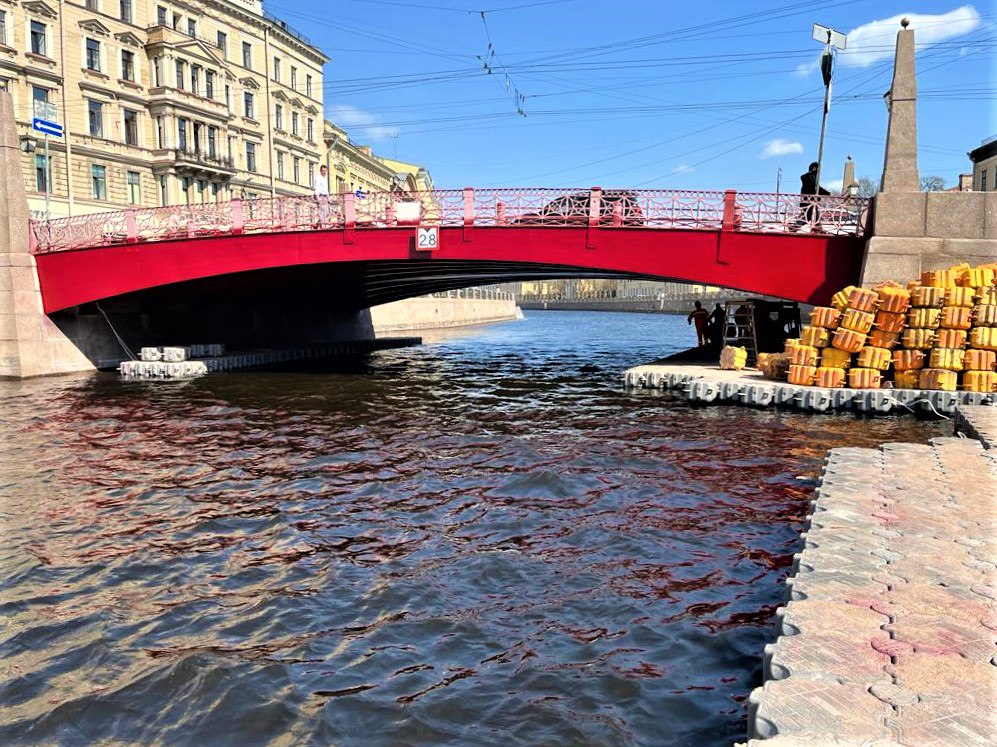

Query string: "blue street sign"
[355, 188, 366, 199]
[32, 118, 63, 137]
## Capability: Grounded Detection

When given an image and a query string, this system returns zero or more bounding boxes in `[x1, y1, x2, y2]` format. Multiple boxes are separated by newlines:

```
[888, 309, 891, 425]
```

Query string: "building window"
[88, 100, 103, 137]
[192, 122, 201, 152]
[181, 176, 191, 204]
[244, 92, 254, 119]
[92, 165, 107, 200]
[211, 182, 219, 201]
[187, 19, 197, 37]
[127, 171, 141, 205]
[191, 66, 200, 95]
[293, 156, 300, 185]
[277, 152, 284, 180]
[290, 67, 297, 90]
[33, 85, 48, 103]
[225, 85, 231, 110]
[307, 118, 314, 142]
[30, 21, 47, 57]
[246, 142, 257, 172]
[308, 162, 314, 187]
[274, 104, 282, 130]
[306, 74, 313, 97]
[86, 0, 98, 11]
[121, 50, 135, 81]
[242, 42, 252, 69]
[177, 117, 188, 150]
[156, 116, 165, 148]
[197, 179, 206, 202]
[35, 154, 48, 193]
[120, 0, 132, 23]
[172, 13, 180, 30]
[983, 170, 989, 192]
[157, 5, 167, 25]
[123, 109, 138, 145]
[86, 39, 101, 72]
[217, 31, 227, 57]
[175, 59, 185, 89]
[0, 11, 7, 47]
[273, 57, 281, 82]
[205, 71, 214, 99]
[208, 126, 218, 157]
[291, 112, 299, 136]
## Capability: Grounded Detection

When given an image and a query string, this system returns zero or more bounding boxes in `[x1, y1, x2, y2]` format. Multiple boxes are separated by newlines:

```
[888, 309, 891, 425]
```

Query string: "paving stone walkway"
[741, 405, 997, 745]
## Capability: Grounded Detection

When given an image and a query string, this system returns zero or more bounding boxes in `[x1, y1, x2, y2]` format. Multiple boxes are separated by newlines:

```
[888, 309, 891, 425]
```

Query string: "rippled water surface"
[1, 311, 948, 746]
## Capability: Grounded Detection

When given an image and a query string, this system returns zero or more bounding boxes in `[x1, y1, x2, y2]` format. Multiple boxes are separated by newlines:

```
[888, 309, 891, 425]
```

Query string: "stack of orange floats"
[777, 262, 997, 392]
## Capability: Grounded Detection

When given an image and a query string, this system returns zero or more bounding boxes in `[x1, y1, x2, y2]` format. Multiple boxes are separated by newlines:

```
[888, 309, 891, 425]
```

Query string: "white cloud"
[841, 5, 981, 67]
[329, 104, 377, 127]
[328, 105, 400, 141]
[824, 178, 844, 193]
[794, 58, 820, 77]
[364, 125, 401, 140]
[671, 164, 694, 174]
[794, 5, 981, 75]
[760, 139, 804, 159]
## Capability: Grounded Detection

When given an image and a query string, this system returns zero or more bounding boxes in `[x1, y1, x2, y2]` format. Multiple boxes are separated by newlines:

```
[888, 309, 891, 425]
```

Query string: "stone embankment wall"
[370, 296, 520, 332]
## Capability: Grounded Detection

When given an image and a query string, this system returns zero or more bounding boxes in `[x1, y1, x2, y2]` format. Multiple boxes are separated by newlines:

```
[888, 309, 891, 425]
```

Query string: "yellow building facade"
[322, 120, 400, 195]
[0, 0, 327, 216]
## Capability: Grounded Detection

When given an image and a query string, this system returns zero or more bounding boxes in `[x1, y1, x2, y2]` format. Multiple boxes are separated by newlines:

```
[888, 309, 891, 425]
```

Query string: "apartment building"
[969, 136, 996, 192]
[322, 120, 401, 195]
[0, 0, 327, 216]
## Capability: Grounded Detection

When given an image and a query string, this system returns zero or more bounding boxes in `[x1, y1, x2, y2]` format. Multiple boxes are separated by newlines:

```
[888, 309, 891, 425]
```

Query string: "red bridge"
[31, 187, 869, 314]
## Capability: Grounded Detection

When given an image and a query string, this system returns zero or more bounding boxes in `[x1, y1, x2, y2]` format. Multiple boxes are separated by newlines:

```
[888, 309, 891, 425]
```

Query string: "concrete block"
[872, 191, 927, 237]
[0, 312, 15, 340]
[940, 238, 997, 264]
[860, 243, 922, 288]
[0, 252, 34, 267]
[926, 191, 985, 239]
[11, 289, 42, 315]
[985, 192, 997, 239]
[748, 679, 893, 742]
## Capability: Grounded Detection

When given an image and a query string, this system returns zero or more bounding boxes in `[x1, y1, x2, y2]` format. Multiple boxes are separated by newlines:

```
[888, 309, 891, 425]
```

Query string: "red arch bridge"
[31, 187, 870, 315]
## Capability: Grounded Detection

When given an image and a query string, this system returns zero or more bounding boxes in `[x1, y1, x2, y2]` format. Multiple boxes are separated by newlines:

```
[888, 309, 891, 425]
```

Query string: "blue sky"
[265, 0, 993, 191]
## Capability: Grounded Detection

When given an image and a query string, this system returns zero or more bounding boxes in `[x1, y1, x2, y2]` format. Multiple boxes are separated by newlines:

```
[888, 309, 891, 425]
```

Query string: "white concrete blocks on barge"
[622, 363, 995, 415]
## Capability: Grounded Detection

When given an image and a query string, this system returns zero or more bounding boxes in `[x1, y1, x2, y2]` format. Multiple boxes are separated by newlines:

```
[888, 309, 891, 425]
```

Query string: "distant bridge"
[30, 187, 869, 314]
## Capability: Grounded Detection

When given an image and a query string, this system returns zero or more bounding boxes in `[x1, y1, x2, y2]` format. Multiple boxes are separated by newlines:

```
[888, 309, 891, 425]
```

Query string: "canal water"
[0, 311, 947, 746]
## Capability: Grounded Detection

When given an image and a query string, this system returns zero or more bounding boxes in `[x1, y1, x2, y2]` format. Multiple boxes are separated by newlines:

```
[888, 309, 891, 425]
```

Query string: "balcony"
[156, 148, 235, 176]
[146, 24, 221, 51]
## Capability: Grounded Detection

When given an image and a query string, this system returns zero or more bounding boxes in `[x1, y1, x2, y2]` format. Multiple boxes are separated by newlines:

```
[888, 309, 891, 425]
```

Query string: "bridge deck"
[30, 188, 868, 254]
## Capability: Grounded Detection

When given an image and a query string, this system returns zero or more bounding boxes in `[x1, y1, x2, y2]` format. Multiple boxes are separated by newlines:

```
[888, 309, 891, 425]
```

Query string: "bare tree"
[857, 177, 879, 198]
[919, 175, 947, 192]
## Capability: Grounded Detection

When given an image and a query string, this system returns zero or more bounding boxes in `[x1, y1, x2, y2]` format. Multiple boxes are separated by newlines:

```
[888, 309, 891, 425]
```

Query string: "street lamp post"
[811, 24, 847, 193]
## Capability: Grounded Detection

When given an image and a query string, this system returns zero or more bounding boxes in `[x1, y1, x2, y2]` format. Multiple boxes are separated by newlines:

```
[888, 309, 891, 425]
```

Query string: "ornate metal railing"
[29, 188, 870, 254]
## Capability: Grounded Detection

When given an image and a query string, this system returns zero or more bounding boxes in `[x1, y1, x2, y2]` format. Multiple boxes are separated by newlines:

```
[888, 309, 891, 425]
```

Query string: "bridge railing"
[30, 188, 869, 253]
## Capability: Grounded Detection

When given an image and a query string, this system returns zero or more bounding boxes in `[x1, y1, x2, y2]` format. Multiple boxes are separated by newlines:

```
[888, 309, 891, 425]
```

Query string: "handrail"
[29, 188, 870, 254]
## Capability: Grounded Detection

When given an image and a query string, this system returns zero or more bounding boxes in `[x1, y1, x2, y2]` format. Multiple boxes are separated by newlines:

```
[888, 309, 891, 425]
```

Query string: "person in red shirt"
[687, 301, 710, 346]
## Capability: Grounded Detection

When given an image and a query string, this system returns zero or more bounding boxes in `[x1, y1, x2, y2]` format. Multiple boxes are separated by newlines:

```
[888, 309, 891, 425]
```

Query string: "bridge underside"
[36, 226, 864, 368]
[36, 225, 865, 315]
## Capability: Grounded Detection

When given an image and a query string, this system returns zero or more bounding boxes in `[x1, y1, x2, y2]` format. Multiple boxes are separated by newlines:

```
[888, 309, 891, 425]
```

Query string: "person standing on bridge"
[687, 301, 710, 346]
[796, 161, 830, 230]
[314, 164, 331, 225]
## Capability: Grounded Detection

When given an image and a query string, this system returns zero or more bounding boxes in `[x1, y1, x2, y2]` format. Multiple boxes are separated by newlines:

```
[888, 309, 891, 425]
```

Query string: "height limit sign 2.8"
[416, 226, 439, 251]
